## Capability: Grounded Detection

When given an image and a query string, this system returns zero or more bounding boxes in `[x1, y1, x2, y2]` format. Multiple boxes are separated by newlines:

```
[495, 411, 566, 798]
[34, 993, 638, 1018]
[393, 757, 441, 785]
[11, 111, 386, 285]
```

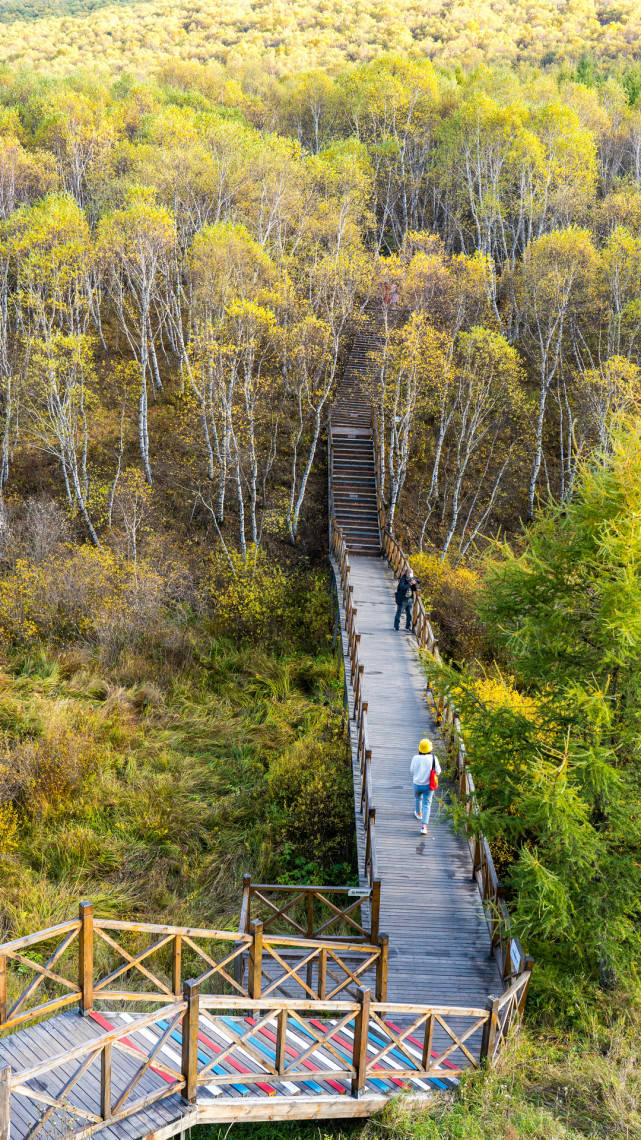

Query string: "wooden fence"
[0, 906, 387, 1036]
[370, 410, 533, 992]
[330, 521, 379, 892]
[238, 877, 381, 943]
[0, 974, 532, 1139]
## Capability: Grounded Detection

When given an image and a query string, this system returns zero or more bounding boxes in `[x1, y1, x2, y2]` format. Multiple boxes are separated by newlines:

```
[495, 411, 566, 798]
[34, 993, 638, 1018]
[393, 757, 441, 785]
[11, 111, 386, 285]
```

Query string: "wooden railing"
[370, 409, 533, 996]
[330, 520, 379, 891]
[2, 998, 189, 1139]
[0, 975, 532, 1139]
[238, 876, 381, 943]
[0, 905, 387, 1035]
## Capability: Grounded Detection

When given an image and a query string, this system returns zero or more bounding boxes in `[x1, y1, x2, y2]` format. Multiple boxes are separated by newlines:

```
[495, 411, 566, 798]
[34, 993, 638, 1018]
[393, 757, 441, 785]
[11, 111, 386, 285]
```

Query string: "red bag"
[429, 759, 438, 791]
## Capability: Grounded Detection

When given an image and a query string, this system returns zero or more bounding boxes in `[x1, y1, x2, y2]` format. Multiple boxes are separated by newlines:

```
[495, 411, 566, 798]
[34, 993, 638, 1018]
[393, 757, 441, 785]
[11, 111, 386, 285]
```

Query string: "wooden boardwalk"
[0, 313, 529, 1140]
[343, 556, 501, 1009]
[1, 1000, 468, 1136]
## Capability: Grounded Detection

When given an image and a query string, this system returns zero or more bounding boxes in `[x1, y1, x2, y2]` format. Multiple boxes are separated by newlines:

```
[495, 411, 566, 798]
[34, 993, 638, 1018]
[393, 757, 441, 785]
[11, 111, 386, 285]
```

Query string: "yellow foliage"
[0, 799, 17, 850]
[208, 545, 288, 639]
[411, 551, 483, 659]
[1, 0, 640, 78]
[0, 547, 166, 653]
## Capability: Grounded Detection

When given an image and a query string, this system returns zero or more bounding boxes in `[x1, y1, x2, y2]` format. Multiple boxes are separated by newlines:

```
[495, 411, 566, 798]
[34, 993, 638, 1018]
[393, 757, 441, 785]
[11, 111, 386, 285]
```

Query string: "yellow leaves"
[0, 546, 165, 649]
[190, 221, 278, 313]
[5, 192, 91, 308]
[0, 0, 641, 79]
[0, 801, 17, 850]
[575, 357, 641, 448]
[208, 544, 288, 638]
[96, 186, 175, 267]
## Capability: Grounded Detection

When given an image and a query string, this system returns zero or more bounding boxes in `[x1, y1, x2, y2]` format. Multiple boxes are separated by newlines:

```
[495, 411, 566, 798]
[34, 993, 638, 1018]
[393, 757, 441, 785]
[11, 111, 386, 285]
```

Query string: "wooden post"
[421, 1013, 434, 1071]
[275, 1009, 287, 1075]
[181, 980, 200, 1103]
[101, 1042, 112, 1119]
[78, 901, 94, 1015]
[249, 920, 263, 999]
[172, 935, 182, 997]
[518, 958, 535, 1016]
[471, 835, 481, 882]
[375, 934, 389, 1001]
[370, 880, 381, 943]
[0, 956, 6, 1026]
[318, 947, 327, 1000]
[502, 937, 513, 983]
[351, 989, 371, 1097]
[365, 808, 375, 875]
[242, 874, 252, 932]
[480, 995, 500, 1065]
[0, 1068, 10, 1140]
[306, 894, 315, 993]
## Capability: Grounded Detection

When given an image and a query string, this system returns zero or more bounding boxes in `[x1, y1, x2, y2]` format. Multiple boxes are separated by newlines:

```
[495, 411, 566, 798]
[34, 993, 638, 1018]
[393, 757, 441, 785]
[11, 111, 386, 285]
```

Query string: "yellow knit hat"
[418, 738, 433, 754]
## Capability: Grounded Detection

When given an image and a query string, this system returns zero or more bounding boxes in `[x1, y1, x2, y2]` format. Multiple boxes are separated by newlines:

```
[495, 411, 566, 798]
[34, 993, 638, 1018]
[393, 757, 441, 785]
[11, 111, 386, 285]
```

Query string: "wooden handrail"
[370, 408, 530, 999]
[0, 973, 536, 1139]
[330, 518, 379, 893]
[0, 904, 386, 1033]
[239, 878, 380, 943]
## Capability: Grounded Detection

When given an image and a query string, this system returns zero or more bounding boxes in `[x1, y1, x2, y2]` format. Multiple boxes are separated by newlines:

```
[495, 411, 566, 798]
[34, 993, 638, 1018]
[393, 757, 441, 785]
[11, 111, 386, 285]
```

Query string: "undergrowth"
[0, 567, 354, 939]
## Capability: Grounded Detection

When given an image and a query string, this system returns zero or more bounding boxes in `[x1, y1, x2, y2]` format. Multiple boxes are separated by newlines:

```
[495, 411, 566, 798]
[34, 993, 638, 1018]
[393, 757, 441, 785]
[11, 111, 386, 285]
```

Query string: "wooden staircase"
[329, 318, 383, 556]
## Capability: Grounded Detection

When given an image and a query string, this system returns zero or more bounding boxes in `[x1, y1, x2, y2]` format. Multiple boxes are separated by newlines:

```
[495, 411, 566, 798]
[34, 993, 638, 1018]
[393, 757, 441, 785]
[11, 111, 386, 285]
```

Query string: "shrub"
[0, 546, 176, 664]
[411, 551, 485, 660]
[0, 703, 98, 818]
[208, 545, 290, 642]
[267, 737, 354, 877]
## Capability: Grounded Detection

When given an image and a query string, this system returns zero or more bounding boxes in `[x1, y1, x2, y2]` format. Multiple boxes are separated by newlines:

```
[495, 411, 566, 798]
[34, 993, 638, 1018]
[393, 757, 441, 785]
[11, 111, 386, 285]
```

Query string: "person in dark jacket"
[394, 567, 418, 631]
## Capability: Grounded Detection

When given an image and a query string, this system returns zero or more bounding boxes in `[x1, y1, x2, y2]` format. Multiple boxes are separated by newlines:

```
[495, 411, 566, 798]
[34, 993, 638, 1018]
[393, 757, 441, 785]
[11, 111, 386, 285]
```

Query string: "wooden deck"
[340, 556, 501, 1009]
[1, 1001, 468, 1136]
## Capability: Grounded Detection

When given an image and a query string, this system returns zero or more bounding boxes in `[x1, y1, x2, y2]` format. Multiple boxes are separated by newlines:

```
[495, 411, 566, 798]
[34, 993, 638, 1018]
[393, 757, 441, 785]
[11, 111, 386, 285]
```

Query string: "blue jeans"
[394, 598, 413, 629]
[414, 783, 434, 823]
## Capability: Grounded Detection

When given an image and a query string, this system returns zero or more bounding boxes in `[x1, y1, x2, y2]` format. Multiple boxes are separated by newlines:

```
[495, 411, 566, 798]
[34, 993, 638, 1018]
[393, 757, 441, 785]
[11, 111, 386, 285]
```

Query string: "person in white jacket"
[410, 738, 441, 835]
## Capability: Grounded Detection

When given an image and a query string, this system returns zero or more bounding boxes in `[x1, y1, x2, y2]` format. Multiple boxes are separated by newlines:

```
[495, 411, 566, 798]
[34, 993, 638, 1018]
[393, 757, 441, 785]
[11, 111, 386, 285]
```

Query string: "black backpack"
[395, 577, 410, 605]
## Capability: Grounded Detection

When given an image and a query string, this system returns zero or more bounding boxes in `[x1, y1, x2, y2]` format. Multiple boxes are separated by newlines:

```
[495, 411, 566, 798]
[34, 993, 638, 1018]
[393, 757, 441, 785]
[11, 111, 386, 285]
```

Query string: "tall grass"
[0, 572, 354, 939]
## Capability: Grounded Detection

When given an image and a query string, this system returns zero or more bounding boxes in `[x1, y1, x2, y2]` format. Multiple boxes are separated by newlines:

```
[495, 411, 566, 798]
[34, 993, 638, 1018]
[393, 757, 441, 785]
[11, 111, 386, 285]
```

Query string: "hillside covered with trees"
[2, 0, 641, 77]
[2, 39, 641, 1140]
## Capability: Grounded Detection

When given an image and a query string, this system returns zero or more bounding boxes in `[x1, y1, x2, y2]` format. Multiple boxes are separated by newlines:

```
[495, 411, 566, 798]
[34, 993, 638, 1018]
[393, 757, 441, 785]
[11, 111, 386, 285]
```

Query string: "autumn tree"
[97, 187, 175, 483]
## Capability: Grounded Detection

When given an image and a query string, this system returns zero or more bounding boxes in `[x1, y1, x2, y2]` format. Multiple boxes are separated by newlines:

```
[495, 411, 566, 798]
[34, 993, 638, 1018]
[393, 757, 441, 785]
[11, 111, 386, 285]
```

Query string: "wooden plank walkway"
[1, 1005, 465, 1137]
[344, 556, 501, 1009]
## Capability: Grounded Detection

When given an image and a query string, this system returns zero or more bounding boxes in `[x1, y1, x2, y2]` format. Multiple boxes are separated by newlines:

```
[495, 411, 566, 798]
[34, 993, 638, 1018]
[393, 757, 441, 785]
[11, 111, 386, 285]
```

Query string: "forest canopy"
[0, 57, 639, 562]
[2, 0, 641, 78]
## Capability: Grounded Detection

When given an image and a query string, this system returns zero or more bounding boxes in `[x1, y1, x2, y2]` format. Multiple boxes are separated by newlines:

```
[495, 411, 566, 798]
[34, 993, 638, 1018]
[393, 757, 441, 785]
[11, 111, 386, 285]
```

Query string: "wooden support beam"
[370, 880, 381, 943]
[78, 901, 94, 1015]
[318, 947, 327, 1000]
[480, 995, 500, 1065]
[172, 935, 182, 997]
[249, 920, 263, 999]
[375, 934, 389, 1001]
[101, 1042, 112, 1119]
[351, 989, 371, 1097]
[0, 1067, 9, 1140]
[275, 1009, 287, 1075]
[181, 980, 200, 1103]
[421, 1014, 434, 1071]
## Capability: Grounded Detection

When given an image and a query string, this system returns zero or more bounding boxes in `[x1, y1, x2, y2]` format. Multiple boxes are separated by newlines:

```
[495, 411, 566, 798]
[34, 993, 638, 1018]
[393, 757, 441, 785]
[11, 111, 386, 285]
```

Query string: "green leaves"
[432, 422, 641, 976]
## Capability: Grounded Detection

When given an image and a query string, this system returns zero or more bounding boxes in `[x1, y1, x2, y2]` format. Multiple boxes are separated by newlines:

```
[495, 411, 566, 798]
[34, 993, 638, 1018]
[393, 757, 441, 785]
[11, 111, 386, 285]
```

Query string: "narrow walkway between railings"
[335, 554, 502, 1011]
